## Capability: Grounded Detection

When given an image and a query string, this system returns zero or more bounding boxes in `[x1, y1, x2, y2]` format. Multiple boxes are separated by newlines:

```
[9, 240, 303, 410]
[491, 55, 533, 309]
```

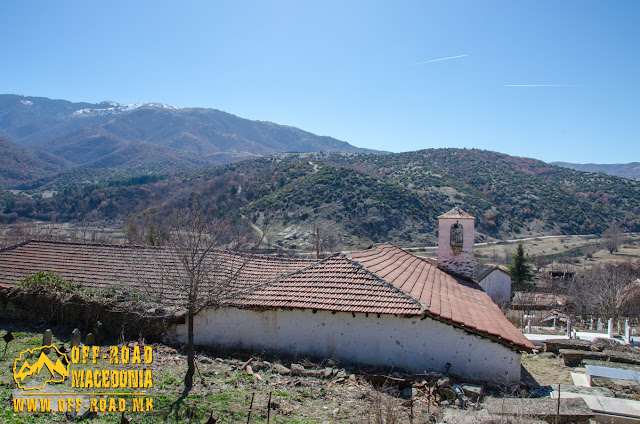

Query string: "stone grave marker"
[42, 329, 52, 354]
[85, 333, 96, 346]
[71, 328, 81, 347]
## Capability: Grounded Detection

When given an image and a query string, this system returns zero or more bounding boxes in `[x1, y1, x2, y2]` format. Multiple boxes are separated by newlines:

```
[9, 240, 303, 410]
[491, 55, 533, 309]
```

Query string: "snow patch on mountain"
[70, 102, 178, 118]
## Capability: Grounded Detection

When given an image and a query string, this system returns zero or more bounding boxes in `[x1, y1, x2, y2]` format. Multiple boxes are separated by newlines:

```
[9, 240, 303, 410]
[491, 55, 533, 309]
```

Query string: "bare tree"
[1, 220, 45, 248]
[532, 255, 548, 273]
[312, 219, 341, 258]
[603, 222, 624, 254]
[569, 261, 640, 321]
[582, 244, 598, 261]
[123, 211, 170, 246]
[129, 206, 256, 388]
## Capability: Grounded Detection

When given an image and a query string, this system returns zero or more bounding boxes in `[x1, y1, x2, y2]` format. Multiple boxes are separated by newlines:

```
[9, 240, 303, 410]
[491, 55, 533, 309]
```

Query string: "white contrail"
[504, 84, 576, 87]
[416, 54, 469, 64]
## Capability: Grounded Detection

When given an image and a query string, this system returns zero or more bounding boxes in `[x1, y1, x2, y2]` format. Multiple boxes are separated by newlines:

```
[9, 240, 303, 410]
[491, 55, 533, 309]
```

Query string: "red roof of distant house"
[0, 240, 533, 351]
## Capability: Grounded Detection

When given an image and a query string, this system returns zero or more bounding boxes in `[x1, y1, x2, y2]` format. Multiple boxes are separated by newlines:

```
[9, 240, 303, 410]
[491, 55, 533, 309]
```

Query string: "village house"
[0, 208, 533, 385]
[474, 264, 512, 305]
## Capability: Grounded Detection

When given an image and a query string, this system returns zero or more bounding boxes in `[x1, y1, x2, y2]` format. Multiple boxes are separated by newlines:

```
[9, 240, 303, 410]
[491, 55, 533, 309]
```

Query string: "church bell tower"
[437, 207, 475, 279]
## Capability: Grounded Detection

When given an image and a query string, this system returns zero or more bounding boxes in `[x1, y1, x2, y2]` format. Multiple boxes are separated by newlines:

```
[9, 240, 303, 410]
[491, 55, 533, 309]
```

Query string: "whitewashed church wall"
[167, 307, 521, 385]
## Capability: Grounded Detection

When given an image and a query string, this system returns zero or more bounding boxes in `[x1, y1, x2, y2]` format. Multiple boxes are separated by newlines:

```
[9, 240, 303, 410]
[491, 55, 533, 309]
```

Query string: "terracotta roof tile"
[0, 241, 315, 300]
[0, 240, 533, 351]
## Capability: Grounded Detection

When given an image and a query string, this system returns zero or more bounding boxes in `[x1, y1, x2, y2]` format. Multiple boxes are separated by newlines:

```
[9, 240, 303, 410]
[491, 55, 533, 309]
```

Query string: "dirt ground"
[521, 352, 574, 387]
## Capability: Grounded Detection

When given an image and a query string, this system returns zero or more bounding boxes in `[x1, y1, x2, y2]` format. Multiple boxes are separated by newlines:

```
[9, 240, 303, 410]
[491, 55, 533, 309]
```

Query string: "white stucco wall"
[438, 217, 475, 279]
[167, 307, 521, 385]
[479, 270, 512, 305]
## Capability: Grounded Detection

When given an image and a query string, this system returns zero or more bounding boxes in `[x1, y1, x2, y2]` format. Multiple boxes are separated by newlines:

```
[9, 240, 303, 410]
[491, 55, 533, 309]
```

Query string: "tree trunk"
[185, 310, 195, 388]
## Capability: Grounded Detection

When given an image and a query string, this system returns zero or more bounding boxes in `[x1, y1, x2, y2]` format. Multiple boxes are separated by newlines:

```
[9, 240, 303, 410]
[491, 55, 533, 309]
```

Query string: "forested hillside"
[2, 149, 639, 250]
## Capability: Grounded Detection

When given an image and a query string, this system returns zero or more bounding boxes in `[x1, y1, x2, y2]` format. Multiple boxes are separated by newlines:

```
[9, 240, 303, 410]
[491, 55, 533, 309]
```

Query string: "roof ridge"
[233, 253, 338, 301]
[342, 252, 425, 313]
[14, 240, 316, 263]
[0, 239, 33, 253]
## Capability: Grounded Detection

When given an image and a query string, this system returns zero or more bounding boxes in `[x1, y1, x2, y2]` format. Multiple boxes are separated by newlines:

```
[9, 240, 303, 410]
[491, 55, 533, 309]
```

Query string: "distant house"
[511, 292, 568, 311]
[0, 208, 533, 384]
[474, 264, 512, 305]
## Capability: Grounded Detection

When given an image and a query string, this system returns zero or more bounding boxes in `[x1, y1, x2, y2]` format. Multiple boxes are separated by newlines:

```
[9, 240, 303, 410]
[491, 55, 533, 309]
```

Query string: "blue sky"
[2, 1, 638, 163]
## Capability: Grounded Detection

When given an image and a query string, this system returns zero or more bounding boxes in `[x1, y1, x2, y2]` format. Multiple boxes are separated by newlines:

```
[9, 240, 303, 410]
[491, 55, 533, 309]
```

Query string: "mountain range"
[1, 94, 639, 250]
[0, 94, 374, 188]
[552, 162, 640, 180]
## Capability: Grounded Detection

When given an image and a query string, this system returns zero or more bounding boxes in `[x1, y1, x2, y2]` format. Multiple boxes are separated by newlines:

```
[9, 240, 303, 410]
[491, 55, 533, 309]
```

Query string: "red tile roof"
[237, 255, 423, 315]
[0, 240, 315, 302]
[346, 244, 533, 350]
[0, 240, 533, 351]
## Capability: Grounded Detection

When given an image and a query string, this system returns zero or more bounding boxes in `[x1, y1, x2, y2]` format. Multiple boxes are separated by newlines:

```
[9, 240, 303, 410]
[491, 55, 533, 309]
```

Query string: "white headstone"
[527, 320, 531, 333]
[590, 317, 594, 331]
[608, 318, 614, 338]
[597, 318, 603, 331]
[625, 319, 631, 344]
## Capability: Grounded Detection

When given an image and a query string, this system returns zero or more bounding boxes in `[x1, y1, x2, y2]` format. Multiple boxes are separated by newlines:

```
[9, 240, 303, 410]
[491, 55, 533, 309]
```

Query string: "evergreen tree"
[509, 243, 533, 292]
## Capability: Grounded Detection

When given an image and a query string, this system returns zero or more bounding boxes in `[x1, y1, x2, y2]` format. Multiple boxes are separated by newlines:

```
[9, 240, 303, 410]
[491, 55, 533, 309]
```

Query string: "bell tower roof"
[438, 207, 476, 220]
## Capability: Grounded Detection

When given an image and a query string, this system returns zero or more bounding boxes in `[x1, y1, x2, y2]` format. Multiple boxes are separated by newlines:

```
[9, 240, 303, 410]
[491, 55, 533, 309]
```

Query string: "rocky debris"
[290, 363, 305, 376]
[366, 374, 412, 389]
[251, 361, 268, 371]
[323, 367, 333, 379]
[271, 363, 291, 375]
[461, 384, 483, 401]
